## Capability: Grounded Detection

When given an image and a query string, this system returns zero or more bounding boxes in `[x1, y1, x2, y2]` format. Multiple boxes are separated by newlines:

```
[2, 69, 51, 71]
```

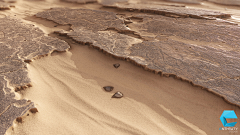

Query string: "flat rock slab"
[130, 14, 240, 49]
[36, 8, 129, 32]
[0, 16, 69, 134]
[99, 0, 128, 6]
[129, 39, 240, 105]
[61, 0, 97, 4]
[208, 0, 240, 6]
[127, 14, 240, 105]
[58, 27, 142, 57]
[36, 8, 240, 106]
[107, 3, 231, 19]
[164, 0, 203, 4]
[0, 0, 18, 2]
[0, 2, 14, 10]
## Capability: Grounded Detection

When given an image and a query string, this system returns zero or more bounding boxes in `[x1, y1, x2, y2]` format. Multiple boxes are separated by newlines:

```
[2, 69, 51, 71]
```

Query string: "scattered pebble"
[16, 117, 22, 123]
[29, 108, 38, 113]
[103, 86, 114, 92]
[113, 63, 120, 68]
[112, 91, 123, 98]
[24, 59, 32, 63]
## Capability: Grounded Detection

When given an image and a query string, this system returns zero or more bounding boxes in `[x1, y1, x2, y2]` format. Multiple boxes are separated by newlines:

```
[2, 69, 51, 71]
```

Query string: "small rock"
[112, 91, 123, 98]
[113, 63, 120, 68]
[29, 108, 38, 113]
[24, 59, 32, 63]
[103, 86, 114, 92]
[16, 117, 22, 123]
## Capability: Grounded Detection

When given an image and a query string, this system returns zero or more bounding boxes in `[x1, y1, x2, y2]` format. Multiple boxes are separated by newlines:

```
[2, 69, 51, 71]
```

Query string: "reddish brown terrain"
[0, 0, 240, 135]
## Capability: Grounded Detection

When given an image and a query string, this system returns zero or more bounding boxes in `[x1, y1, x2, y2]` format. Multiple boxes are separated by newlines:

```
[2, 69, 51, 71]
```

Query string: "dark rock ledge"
[61, 0, 97, 4]
[104, 3, 231, 19]
[36, 8, 240, 107]
[0, 16, 69, 134]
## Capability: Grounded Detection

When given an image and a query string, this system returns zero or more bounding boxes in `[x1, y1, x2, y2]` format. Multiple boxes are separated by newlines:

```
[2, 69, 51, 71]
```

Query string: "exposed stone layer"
[99, 0, 128, 6]
[129, 40, 240, 105]
[164, 0, 203, 4]
[105, 3, 231, 19]
[35, 8, 129, 32]
[61, 0, 97, 4]
[0, 16, 69, 134]
[0, 0, 17, 2]
[127, 15, 240, 105]
[36, 8, 240, 106]
[57, 27, 142, 57]
[208, 0, 240, 6]
[0, 1, 14, 10]
[130, 15, 240, 50]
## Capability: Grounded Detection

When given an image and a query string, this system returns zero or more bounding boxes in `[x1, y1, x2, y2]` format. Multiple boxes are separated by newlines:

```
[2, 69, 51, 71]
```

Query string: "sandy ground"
[4, 39, 240, 135]
[1, 0, 240, 135]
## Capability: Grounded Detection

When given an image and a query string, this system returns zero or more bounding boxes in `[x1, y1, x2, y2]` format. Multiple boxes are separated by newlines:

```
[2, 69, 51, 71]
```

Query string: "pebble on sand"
[113, 63, 120, 68]
[16, 117, 22, 123]
[112, 91, 123, 98]
[103, 86, 114, 92]
[29, 108, 38, 113]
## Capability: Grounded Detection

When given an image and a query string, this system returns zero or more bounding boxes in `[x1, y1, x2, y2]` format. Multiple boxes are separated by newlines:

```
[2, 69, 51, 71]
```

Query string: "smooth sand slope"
[5, 42, 240, 135]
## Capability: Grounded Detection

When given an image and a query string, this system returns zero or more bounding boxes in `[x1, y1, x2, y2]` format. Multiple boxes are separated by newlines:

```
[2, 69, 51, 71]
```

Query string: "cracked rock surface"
[0, 16, 69, 134]
[0, 1, 14, 10]
[208, 0, 240, 6]
[125, 14, 240, 105]
[58, 27, 142, 57]
[61, 0, 97, 4]
[36, 8, 129, 32]
[106, 3, 230, 19]
[164, 0, 203, 4]
[99, 0, 128, 6]
[36, 8, 240, 106]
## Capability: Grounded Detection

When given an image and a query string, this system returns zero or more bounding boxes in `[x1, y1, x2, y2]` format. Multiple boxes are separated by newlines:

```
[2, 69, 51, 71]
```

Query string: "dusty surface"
[61, 0, 97, 4]
[164, 0, 240, 5]
[0, 16, 69, 134]
[99, 0, 128, 6]
[4, 43, 239, 135]
[164, 0, 203, 4]
[0, 0, 240, 135]
[208, 0, 240, 6]
[0, 2, 14, 10]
